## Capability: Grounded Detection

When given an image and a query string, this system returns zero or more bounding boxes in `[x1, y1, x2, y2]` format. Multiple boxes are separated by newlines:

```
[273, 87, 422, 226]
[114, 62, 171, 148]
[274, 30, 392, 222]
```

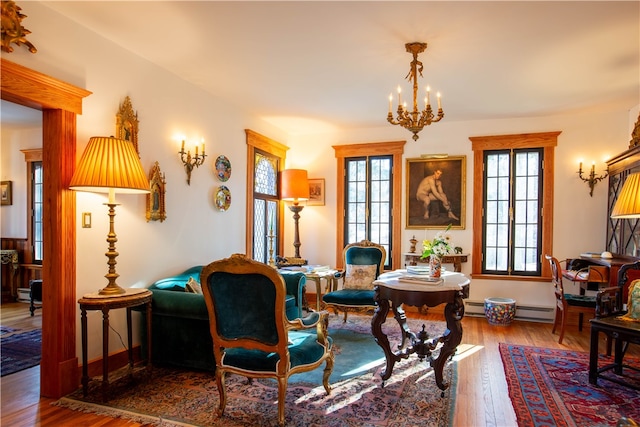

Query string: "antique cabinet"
[606, 145, 640, 255]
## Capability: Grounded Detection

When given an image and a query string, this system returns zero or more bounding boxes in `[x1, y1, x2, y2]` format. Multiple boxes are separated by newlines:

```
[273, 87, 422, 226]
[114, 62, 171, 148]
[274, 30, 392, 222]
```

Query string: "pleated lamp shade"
[281, 169, 309, 201]
[69, 136, 150, 195]
[611, 172, 640, 218]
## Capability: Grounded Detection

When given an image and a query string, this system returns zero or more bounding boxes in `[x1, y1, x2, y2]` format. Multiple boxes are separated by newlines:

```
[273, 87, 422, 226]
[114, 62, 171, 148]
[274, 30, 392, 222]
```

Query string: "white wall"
[2, 1, 638, 362]
[0, 125, 42, 237]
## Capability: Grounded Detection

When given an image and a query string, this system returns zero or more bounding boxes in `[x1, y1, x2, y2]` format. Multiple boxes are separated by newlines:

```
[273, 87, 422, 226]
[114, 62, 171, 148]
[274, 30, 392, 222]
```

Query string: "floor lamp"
[611, 172, 640, 256]
[69, 136, 150, 297]
[281, 169, 309, 260]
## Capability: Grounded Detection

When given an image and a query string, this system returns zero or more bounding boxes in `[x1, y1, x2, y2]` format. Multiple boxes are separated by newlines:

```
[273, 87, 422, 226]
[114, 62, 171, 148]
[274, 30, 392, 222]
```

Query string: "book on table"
[398, 275, 443, 286]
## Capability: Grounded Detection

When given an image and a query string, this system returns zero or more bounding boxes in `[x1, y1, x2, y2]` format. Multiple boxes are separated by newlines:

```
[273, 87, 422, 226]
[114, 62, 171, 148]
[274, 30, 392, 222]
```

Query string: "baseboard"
[465, 300, 555, 323]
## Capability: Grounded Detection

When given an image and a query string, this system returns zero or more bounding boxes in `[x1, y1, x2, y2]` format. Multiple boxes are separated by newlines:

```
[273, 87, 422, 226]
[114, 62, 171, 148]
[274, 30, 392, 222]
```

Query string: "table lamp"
[611, 172, 640, 256]
[69, 136, 150, 296]
[281, 169, 309, 259]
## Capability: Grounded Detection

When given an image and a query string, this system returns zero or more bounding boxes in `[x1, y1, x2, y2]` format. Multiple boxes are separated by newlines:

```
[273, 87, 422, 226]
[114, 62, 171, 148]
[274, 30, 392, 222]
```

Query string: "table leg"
[588, 326, 599, 385]
[431, 296, 464, 394]
[372, 286, 395, 384]
[126, 307, 134, 369]
[101, 307, 110, 402]
[81, 308, 88, 397]
[146, 300, 152, 371]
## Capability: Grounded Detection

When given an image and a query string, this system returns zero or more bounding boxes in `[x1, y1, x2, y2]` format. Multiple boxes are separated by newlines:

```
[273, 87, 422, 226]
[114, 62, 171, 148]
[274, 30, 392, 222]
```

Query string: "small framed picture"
[1, 181, 12, 206]
[308, 178, 325, 206]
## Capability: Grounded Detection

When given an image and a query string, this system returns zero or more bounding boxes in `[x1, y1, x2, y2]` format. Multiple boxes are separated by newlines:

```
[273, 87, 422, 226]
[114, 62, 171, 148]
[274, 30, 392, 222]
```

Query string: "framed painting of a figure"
[406, 156, 466, 229]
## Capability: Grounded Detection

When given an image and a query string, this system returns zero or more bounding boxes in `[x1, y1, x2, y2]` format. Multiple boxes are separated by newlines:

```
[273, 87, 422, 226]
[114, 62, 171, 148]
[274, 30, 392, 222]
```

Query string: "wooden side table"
[78, 289, 152, 402]
[403, 252, 468, 272]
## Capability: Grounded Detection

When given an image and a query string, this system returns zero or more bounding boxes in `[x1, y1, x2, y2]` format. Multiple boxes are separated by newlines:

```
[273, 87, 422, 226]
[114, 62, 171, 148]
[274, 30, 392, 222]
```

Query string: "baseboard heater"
[464, 300, 554, 323]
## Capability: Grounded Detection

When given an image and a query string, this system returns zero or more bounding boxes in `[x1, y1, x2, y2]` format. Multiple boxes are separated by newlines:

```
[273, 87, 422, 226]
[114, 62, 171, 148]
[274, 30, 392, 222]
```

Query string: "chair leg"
[578, 312, 584, 331]
[342, 311, 348, 323]
[558, 309, 567, 344]
[551, 307, 560, 335]
[322, 351, 334, 394]
[277, 376, 287, 427]
[215, 370, 227, 418]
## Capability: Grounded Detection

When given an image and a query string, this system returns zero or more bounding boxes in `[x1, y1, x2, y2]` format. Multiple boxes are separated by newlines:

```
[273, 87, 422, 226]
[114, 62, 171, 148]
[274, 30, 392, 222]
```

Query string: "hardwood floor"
[0, 302, 634, 426]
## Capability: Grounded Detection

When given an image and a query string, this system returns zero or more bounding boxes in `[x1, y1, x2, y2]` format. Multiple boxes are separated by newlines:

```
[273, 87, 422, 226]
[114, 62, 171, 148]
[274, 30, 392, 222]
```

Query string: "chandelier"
[387, 42, 444, 141]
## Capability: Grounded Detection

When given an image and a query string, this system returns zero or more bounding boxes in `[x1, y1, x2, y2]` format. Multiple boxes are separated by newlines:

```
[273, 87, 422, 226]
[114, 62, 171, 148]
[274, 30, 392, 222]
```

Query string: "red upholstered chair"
[546, 255, 598, 344]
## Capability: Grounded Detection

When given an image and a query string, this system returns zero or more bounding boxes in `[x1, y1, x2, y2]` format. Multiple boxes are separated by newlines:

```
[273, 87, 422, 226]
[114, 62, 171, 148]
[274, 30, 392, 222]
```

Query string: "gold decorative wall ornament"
[116, 96, 140, 155]
[630, 112, 640, 148]
[1, 0, 37, 53]
[387, 42, 444, 141]
[146, 161, 167, 222]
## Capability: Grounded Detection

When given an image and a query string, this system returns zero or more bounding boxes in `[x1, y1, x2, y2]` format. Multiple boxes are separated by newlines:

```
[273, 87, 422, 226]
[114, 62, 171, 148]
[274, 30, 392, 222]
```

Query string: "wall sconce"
[178, 139, 206, 185]
[578, 160, 609, 197]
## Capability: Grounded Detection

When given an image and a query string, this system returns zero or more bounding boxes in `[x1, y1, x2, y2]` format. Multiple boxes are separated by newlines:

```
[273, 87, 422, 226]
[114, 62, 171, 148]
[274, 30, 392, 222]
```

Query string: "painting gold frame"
[1, 181, 12, 206]
[406, 156, 466, 230]
[146, 162, 166, 222]
[116, 96, 139, 155]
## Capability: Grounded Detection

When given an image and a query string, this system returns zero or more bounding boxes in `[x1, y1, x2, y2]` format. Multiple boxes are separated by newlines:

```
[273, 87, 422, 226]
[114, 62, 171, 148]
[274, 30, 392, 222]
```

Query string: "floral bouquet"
[421, 224, 454, 260]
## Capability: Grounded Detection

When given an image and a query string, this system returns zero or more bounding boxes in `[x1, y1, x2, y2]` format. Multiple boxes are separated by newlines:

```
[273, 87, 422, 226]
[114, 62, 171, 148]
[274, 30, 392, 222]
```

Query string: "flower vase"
[429, 254, 442, 278]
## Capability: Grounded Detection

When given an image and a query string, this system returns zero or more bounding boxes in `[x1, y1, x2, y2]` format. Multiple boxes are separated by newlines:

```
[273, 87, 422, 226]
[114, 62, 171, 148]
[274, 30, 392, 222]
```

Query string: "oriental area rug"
[55, 315, 456, 426]
[1, 326, 41, 376]
[500, 343, 640, 427]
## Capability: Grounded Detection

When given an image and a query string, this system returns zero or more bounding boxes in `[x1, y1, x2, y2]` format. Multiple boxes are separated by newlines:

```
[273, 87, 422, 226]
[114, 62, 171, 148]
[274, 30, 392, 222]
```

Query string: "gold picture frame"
[1, 181, 12, 206]
[308, 178, 325, 206]
[146, 162, 166, 222]
[116, 95, 139, 155]
[406, 156, 466, 229]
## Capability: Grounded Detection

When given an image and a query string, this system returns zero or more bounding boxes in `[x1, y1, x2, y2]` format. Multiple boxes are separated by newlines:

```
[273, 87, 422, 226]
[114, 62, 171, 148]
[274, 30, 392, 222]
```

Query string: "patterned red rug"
[500, 343, 640, 427]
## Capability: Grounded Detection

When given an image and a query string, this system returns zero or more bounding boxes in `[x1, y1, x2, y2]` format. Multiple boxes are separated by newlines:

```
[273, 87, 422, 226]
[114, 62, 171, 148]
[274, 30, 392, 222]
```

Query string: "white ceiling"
[13, 1, 640, 134]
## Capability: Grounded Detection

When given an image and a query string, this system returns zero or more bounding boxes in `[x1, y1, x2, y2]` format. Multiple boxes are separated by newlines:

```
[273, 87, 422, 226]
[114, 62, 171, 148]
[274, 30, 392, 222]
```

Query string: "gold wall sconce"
[178, 139, 206, 185]
[578, 160, 609, 197]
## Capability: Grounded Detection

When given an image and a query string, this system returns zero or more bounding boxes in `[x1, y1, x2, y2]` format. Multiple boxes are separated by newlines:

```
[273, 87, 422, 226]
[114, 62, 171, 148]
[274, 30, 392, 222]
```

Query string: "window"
[483, 149, 542, 275]
[334, 141, 405, 270]
[252, 150, 279, 263]
[470, 132, 559, 279]
[22, 149, 43, 265]
[32, 161, 43, 263]
[245, 130, 288, 262]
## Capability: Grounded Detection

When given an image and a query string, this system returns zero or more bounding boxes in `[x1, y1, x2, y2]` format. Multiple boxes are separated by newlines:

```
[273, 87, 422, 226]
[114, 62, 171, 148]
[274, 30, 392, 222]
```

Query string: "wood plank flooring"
[1, 302, 635, 426]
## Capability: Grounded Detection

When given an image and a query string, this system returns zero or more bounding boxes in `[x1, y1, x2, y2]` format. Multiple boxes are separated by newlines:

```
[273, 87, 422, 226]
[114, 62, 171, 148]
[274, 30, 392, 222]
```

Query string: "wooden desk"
[589, 316, 640, 390]
[78, 289, 152, 402]
[403, 252, 468, 272]
[579, 254, 640, 287]
[372, 271, 470, 394]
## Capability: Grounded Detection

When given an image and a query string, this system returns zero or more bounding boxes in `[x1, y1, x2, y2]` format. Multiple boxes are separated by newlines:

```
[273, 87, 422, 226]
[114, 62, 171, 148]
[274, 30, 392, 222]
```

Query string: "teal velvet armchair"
[322, 240, 386, 322]
[201, 254, 334, 427]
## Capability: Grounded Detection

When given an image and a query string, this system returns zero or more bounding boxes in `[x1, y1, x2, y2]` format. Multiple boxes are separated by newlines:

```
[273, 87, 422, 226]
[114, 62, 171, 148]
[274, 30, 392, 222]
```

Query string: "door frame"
[1, 58, 91, 397]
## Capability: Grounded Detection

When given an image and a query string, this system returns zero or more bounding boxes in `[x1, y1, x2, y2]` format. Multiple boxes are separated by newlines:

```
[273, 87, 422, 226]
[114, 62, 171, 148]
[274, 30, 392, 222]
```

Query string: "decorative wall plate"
[215, 185, 231, 211]
[215, 155, 231, 182]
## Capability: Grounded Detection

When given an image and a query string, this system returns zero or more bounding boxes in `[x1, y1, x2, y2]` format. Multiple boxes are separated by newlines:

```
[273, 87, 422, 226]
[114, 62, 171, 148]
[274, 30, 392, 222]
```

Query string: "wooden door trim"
[1, 58, 91, 398]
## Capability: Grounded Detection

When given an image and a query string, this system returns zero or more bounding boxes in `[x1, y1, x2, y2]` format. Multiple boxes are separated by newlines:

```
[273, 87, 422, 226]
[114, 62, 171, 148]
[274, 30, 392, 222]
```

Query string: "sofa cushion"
[149, 266, 204, 291]
[322, 288, 375, 306]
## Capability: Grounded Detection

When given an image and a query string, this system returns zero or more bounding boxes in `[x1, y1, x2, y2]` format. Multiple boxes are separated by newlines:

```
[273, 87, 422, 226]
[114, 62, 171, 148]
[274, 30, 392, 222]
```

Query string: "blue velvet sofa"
[141, 265, 306, 372]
